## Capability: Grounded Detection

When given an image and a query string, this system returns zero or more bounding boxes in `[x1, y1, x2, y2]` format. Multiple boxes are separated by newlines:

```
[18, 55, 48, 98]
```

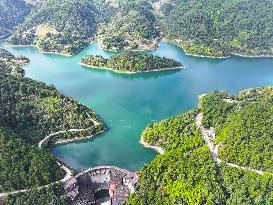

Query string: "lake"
[2, 40, 273, 171]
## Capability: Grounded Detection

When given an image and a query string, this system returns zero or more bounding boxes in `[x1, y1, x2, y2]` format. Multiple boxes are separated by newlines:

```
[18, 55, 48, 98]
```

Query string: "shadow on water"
[81, 65, 182, 80]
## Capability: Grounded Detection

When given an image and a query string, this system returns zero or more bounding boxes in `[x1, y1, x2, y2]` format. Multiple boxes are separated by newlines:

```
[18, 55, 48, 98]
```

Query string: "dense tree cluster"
[81, 52, 182, 72]
[4, 183, 70, 205]
[99, 0, 160, 50]
[160, 0, 273, 57]
[0, 73, 103, 143]
[238, 87, 273, 103]
[142, 110, 202, 152]
[0, 50, 104, 143]
[3, 0, 273, 57]
[217, 104, 273, 170]
[0, 127, 63, 192]
[199, 87, 273, 173]
[128, 87, 273, 204]
[8, 0, 106, 55]
[128, 146, 227, 205]
[0, 49, 104, 202]
[199, 91, 236, 129]
[221, 166, 273, 204]
[0, 0, 31, 39]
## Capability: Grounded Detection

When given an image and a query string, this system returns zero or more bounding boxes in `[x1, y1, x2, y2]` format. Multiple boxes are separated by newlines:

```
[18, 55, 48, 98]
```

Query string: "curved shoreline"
[4, 44, 73, 57]
[80, 62, 183, 74]
[0, 125, 106, 198]
[230, 52, 273, 58]
[0, 110, 106, 198]
[163, 38, 273, 59]
[54, 127, 106, 145]
[140, 135, 165, 155]
[98, 43, 159, 53]
[38, 126, 106, 148]
[4, 40, 273, 59]
[163, 38, 230, 59]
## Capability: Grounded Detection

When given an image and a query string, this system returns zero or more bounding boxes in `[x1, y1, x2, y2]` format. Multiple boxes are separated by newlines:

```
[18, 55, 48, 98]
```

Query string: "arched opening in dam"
[94, 189, 110, 204]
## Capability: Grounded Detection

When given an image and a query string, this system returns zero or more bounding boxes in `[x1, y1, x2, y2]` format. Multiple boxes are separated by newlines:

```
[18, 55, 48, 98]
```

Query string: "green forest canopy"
[0, 0, 31, 39]
[159, 0, 273, 57]
[200, 87, 273, 173]
[98, 0, 159, 50]
[128, 87, 273, 204]
[3, 0, 273, 57]
[8, 0, 107, 55]
[81, 52, 182, 72]
[0, 49, 103, 203]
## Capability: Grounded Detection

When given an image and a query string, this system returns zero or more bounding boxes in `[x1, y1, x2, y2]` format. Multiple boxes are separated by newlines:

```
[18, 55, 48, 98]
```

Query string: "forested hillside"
[8, 0, 106, 55]
[3, 184, 69, 205]
[0, 49, 104, 203]
[0, 0, 31, 39]
[160, 0, 273, 57]
[0, 128, 64, 192]
[98, 0, 160, 50]
[128, 87, 273, 204]
[0, 71, 103, 144]
[5, 0, 273, 57]
[200, 88, 273, 173]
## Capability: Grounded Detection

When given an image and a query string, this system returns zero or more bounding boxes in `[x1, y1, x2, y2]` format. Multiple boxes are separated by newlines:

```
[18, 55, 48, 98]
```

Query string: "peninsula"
[0, 48, 107, 204]
[0, 48, 139, 205]
[80, 52, 183, 73]
[130, 87, 273, 204]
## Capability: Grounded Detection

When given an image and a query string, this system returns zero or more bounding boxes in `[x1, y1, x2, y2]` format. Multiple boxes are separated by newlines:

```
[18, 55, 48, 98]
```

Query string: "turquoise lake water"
[2, 41, 273, 171]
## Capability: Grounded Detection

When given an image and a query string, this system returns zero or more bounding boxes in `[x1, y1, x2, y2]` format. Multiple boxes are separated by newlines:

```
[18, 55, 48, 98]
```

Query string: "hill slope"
[8, 0, 105, 55]
[129, 87, 273, 204]
[0, 49, 104, 203]
[6, 0, 273, 57]
[160, 0, 273, 57]
[98, 0, 160, 50]
[0, 0, 31, 39]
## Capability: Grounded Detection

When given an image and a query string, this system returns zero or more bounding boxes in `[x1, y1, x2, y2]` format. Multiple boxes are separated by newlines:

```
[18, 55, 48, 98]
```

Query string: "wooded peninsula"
[80, 52, 183, 73]
[129, 87, 273, 205]
[0, 48, 105, 204]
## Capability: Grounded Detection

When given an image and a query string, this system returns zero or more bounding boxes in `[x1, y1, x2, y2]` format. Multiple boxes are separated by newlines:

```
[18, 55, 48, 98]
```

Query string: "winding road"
[2, 110, 271, 199]
[0, 115, 102, 198]
[195, 113, 272, 176]
[0, 161, 73, 198]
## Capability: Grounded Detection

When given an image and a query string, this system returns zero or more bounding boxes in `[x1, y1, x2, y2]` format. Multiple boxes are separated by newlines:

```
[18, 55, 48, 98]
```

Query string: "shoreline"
[54, 127, 106, 145]
[231, 52, 273, 58]
[163, 38, 231, 59]
[0, 114, 106, 198]
[80, 62, 183, 74]
[4, 40, 273, 59]
[140, 135, 165, 155]
[4, 44, 73, 57]
[198, 93, 208, 100]
[163, 38, 273, 59]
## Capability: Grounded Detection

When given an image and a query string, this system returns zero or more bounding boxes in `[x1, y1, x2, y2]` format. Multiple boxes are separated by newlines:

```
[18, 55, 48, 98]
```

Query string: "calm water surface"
[2, 41, 273, 171]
